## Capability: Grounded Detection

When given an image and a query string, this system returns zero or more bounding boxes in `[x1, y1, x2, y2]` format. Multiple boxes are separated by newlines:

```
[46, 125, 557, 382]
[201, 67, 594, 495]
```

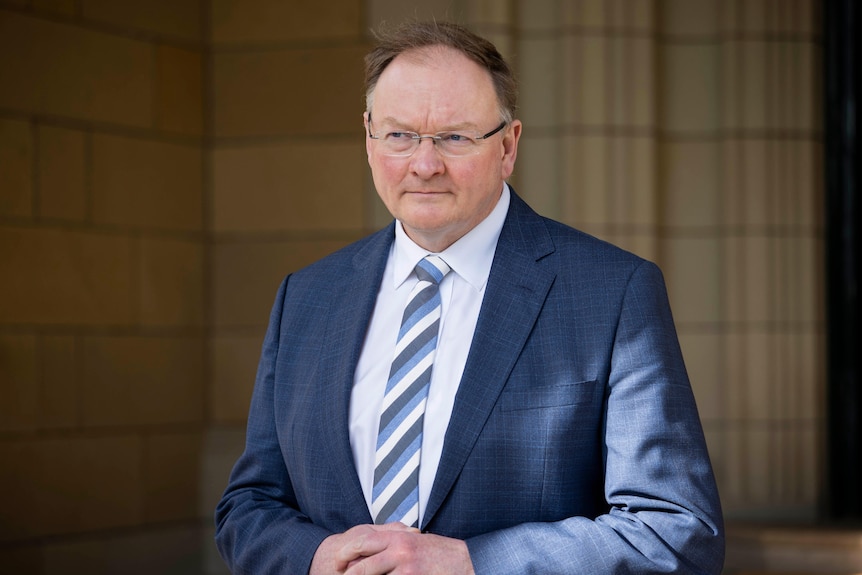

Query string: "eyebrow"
[370, 112, 479, 132]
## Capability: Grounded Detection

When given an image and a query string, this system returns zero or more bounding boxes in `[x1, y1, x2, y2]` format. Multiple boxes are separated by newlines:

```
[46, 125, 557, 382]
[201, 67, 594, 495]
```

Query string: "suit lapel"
[317, 225, 395, 525]
[423, 193, 556, 527]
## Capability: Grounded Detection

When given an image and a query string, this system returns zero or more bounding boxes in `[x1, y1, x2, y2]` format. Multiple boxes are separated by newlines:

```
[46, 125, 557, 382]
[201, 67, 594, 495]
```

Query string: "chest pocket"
[498, 380, 597, 411]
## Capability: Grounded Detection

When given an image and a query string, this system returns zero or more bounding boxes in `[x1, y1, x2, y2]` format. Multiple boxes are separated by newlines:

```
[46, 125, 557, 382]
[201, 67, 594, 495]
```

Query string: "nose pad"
[410, 140, 445, 177]
[414, 136, 446, 159]
[415, 136, 438, 153]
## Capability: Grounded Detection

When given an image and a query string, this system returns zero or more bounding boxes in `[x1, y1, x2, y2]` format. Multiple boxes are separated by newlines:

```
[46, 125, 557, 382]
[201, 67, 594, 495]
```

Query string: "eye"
[386, 131, 414, 140]
[441, 132, 475, 145]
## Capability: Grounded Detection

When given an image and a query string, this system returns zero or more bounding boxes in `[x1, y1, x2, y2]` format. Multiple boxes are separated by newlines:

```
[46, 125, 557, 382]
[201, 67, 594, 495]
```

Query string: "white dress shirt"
[349, 184, 510, 525]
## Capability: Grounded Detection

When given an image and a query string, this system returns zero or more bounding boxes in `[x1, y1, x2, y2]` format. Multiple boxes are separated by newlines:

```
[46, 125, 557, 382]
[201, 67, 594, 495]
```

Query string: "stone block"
[155, 44, 203, 136]
[0, 227, 134, 325]
[0, 334, 38, 432]
[81, 335, 204, 427]
[0, 435, 143, 540]
[211, 0, 360, 44]
[0, 11, 151, 127]
[213, 44, 367, 138]
[144, 431, 202, 523]
[0, 117, 32, 218]
[82, 0, 202, 42]
[92, 134, 202, 231]
[212, 140, 364, 233]
[140, 236, 204, 327]
[38, 124, 87, 222]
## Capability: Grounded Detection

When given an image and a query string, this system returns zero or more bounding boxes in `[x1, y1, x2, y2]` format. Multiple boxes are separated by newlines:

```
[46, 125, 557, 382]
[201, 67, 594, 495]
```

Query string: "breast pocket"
[498, 380, 598, 412]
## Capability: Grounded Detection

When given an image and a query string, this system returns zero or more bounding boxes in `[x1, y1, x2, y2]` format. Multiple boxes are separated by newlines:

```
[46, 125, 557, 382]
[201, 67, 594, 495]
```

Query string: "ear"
[500, 119, 522, 180]
[363, 111, 373, 159]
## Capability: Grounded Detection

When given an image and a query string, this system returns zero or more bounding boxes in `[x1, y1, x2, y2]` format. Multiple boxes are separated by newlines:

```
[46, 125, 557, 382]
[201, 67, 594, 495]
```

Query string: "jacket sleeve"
[465, 260, 725, 574]
[214, 275, 331, 575]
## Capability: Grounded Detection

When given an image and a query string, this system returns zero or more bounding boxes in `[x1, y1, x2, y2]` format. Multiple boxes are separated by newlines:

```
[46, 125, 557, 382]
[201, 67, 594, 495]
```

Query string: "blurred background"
[1, 0, 858, 573]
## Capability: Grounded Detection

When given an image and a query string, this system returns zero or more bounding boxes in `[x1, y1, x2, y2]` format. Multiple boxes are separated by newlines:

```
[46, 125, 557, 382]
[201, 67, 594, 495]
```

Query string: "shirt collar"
[393, 183, 510, 291]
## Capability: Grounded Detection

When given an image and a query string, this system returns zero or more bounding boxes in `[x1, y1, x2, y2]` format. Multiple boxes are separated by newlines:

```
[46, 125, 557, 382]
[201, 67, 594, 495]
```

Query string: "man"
[215, 20, 724, 575]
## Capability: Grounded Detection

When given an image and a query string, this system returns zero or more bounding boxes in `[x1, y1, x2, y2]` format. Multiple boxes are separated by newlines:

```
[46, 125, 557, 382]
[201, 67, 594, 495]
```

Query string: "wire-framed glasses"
[367, 113, 507, 157]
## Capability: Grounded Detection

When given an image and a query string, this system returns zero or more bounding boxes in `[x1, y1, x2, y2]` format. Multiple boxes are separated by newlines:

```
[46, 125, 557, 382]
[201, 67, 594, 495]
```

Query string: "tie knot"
[415, 255, 450, 285]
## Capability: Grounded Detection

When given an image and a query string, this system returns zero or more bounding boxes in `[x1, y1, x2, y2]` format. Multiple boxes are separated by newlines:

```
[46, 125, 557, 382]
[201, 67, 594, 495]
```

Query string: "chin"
[403, 219, 448, 234]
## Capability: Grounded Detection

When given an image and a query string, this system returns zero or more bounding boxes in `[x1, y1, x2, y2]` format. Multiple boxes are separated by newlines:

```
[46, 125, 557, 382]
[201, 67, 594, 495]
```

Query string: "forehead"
[372, 46, 499, 127]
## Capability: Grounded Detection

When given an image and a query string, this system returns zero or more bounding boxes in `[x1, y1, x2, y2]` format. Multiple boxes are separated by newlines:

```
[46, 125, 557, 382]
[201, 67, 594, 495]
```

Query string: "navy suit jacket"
[215, 191, 724, 574]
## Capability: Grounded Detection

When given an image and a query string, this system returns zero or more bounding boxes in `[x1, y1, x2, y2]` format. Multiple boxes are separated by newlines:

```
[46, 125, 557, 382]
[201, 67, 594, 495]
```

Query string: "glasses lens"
[381, 132, 417, 155]
[437, 133, 478, 156]
[371, 128, 491, 157]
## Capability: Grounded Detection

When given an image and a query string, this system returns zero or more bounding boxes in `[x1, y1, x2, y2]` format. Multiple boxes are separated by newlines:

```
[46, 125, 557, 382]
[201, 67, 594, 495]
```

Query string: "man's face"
[365, 46, 521, 252]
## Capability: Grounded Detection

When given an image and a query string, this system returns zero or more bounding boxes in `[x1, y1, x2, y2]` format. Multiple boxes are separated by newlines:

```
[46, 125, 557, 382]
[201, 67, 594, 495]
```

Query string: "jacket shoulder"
[507, 189, 647, 271]
[287, 224, 394, 285]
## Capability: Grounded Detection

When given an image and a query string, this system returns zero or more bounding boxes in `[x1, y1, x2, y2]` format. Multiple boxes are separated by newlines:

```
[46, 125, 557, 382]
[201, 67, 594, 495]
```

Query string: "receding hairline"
[363, 20, 518, 123]
[367, 45, 494, 108]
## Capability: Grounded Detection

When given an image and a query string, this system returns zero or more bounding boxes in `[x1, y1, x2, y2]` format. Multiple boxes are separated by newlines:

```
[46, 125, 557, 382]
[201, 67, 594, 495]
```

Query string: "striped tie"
[372, 255, 450, 527]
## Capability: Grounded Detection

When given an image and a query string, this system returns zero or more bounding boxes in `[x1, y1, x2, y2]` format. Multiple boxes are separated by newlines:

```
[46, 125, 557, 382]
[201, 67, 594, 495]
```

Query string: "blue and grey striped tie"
[372, 255, 450, 527]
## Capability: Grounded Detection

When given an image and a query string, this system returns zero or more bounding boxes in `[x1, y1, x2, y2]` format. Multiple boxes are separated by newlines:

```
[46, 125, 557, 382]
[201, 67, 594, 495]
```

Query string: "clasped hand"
[310, 522, 475, 575]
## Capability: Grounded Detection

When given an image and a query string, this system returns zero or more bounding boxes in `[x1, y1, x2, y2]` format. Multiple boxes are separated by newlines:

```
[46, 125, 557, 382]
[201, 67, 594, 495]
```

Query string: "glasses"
[367, 113, 507, 157]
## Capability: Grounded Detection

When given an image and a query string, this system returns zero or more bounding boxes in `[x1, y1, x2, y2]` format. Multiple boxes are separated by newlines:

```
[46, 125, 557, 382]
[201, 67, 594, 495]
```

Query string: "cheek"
[369, 158, 393, 189]
[373, 156, 407, 183]
[448, 159, 495, 196]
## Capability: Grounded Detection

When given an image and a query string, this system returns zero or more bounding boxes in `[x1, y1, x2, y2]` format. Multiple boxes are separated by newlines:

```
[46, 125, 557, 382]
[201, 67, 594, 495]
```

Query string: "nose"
[409, 138, 445, 179]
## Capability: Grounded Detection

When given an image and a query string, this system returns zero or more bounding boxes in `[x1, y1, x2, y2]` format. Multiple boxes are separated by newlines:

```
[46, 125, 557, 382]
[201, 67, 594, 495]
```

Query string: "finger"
[335, 530, 387, 570]
[343, 551, 393, 575]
